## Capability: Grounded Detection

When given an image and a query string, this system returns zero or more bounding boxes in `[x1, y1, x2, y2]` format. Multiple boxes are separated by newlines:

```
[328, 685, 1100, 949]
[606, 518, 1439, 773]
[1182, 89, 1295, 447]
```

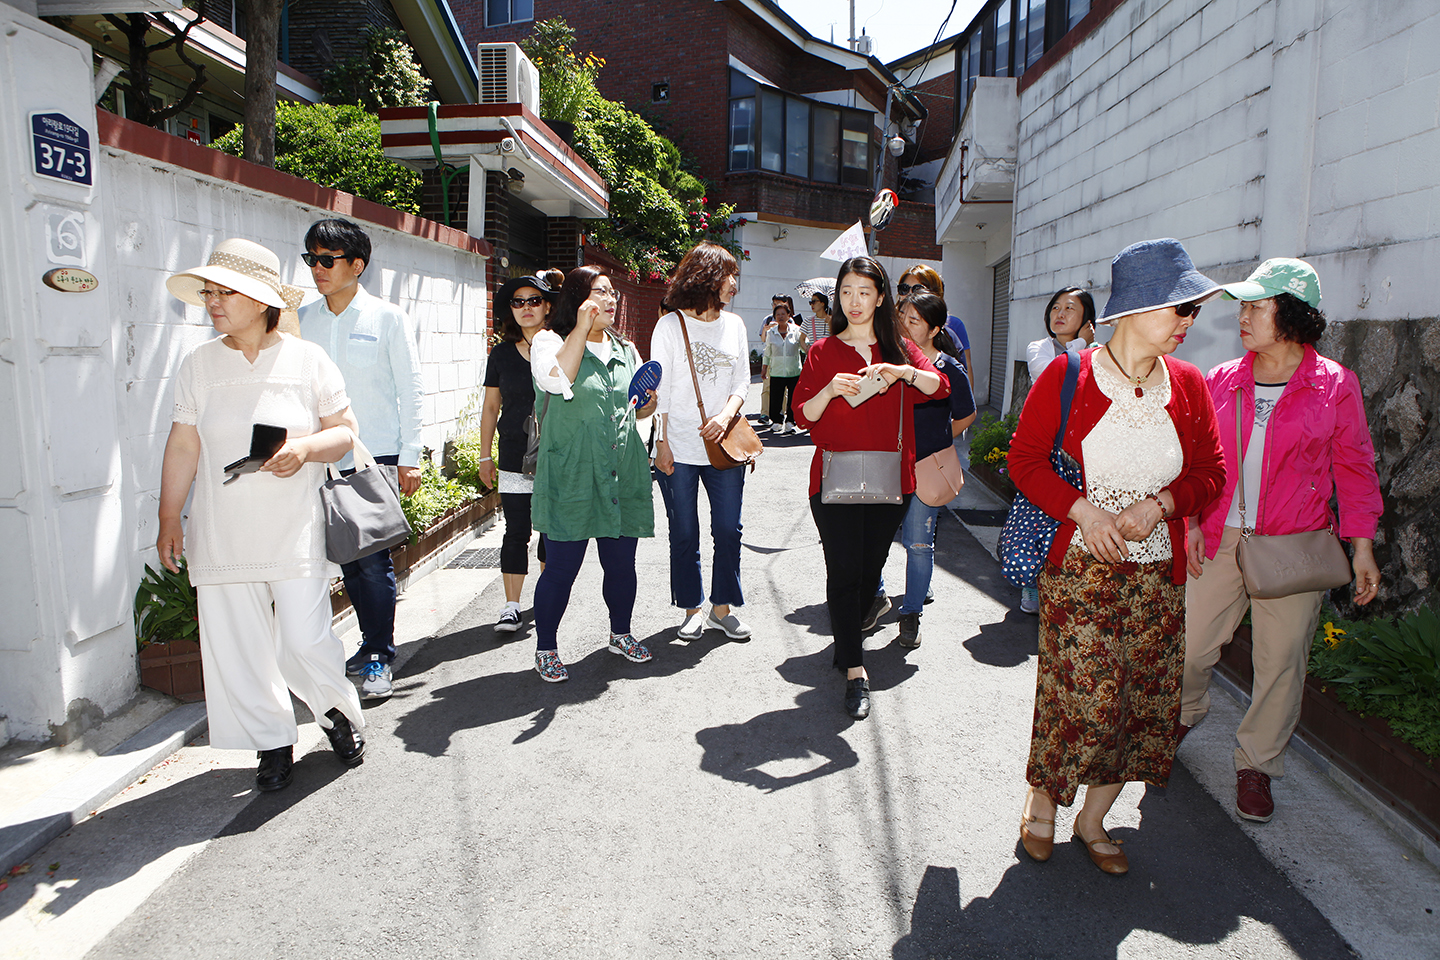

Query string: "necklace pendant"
[1135, 386, 1144, 398]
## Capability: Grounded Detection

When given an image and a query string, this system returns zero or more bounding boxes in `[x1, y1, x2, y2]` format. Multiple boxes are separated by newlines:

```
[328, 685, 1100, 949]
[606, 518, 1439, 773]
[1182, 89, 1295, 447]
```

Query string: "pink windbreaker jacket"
[1198, 345, 1382, 560]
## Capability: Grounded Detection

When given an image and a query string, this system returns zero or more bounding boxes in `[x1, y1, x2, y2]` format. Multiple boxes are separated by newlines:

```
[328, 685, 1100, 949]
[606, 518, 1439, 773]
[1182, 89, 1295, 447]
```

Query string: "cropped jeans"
[655, 461, 745, 610]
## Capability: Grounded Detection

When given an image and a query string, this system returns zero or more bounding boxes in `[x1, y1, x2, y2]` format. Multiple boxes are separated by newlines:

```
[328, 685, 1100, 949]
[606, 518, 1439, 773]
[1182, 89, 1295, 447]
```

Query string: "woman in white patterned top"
[1007, 239, 1226, 875]
[157, 239, 367, 794]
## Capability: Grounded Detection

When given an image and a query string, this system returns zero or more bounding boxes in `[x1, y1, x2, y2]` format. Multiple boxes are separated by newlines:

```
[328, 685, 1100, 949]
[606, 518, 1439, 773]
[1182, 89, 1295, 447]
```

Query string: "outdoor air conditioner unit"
[476, 43, 540, 115]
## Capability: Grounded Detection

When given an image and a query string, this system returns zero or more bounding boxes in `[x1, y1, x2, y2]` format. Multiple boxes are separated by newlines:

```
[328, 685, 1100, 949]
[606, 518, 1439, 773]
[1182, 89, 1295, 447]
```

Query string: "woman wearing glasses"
[1008, 239, 1225, 874]
[897, 265, 972, 391]
[651, 243, 754, 642]
[157, 239, 366, 793]
[528, 266, 657, 682]
[478, 275, 556, 634]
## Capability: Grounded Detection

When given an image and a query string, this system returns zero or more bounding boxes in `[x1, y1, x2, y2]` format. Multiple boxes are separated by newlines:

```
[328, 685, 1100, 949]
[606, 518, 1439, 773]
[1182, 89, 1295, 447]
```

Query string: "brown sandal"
[1073, 828, 1128, 875]
[1020, 788, 1055, 862]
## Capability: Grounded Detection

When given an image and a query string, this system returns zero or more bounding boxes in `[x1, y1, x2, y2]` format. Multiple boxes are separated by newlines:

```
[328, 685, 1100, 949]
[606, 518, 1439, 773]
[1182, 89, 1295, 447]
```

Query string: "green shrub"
[323, 28, 432, 113]
[969, 413, 1018, 468]
[448, 430, 493, 491]
[214, 103, 422, 214]
[1310, 608, 1440, 757]
[133, 560, 198, 649]
[400, 460, 479, 543]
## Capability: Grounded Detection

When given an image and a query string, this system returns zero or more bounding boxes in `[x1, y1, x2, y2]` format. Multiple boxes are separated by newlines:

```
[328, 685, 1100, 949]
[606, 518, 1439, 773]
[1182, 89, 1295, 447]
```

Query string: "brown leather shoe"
[1073, 829, 1128, 875]
[1236, 768, 1274, 822]
[1020, 787, 1055, 862]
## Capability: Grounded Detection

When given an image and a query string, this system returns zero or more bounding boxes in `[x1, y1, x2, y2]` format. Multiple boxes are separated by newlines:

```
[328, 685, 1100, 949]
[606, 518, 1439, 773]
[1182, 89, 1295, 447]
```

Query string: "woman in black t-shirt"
[480, 275, 556, 633]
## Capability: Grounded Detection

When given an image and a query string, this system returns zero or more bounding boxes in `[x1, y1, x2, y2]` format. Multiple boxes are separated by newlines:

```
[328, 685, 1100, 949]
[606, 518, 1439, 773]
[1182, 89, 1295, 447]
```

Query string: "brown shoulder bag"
[677, 311, 763, 471]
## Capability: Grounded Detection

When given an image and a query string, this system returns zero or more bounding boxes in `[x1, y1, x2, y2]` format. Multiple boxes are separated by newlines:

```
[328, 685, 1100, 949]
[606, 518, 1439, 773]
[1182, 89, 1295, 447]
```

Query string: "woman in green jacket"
[528, 266, 657, 682]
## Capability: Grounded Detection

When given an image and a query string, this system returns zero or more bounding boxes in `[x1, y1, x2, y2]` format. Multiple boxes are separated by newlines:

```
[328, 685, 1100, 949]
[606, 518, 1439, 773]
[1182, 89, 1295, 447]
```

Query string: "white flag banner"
[819, 221, 868, 262]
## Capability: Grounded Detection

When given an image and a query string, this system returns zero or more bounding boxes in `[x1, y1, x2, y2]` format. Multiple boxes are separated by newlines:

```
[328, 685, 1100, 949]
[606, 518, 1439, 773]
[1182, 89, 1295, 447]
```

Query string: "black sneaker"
[861, 595, 890, 632]
[256, 746, 293, 792]
[898, 612, 921, 648]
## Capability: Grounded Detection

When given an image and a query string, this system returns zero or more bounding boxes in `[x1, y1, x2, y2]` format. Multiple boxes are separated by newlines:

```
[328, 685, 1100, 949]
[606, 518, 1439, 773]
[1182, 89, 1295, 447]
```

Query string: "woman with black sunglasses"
[1008, 239, 1225, 875]
[478, 275, 556, 635]
[897, 264, 971, 392]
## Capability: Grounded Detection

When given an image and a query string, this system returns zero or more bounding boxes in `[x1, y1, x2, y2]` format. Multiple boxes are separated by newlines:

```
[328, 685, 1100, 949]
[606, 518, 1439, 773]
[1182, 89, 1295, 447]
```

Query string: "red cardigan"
[794, 336, 948, 497]
[1007, 349, 1225, 584]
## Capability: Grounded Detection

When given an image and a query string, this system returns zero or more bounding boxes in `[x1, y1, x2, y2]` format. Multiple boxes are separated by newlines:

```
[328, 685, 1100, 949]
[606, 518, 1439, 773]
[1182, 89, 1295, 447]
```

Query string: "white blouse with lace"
[1068, 360, 1182, 562]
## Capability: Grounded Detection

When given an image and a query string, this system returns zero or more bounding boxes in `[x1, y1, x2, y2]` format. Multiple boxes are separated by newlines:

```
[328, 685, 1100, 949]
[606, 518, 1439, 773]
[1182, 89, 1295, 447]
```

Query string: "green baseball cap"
[1219, 257, 1321, 307]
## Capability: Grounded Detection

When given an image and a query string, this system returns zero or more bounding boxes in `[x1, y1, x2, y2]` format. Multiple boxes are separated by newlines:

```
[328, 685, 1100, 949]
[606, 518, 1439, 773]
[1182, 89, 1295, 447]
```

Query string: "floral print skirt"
[1026, 544, 1185, 806]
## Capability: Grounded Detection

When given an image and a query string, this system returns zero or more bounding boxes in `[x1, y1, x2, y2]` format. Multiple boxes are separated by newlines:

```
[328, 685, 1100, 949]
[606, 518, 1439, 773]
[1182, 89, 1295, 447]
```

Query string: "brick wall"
[913, 70, 955, 165]
[875, 203, 941, 261]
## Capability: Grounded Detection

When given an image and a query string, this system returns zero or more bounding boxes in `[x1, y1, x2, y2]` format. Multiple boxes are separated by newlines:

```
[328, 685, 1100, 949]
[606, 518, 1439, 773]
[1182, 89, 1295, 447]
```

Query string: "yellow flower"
[1322, 621, 1348, 648]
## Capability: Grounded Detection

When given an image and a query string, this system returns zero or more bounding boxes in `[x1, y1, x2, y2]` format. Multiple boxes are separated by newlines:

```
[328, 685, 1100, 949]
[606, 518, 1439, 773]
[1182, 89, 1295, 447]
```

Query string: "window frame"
[486, 0, 534, 28]
[727, 69, 875, 188]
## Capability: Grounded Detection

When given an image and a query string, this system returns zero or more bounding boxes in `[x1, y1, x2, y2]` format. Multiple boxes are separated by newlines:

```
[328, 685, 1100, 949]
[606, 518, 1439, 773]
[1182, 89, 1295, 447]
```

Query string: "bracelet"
[478, 457, 493, 462]
[908, 366, 918, 385]
[1146, 492, 1170, 518]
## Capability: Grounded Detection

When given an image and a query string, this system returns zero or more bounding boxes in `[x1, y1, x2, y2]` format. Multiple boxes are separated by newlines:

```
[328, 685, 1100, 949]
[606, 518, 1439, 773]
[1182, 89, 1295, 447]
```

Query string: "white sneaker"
[495, 607, 522, 633]
[704, 610, 752, 641]
[678, 609, 706, 641]
[781, 423, 796, 435]
[359, 656, 393, 699]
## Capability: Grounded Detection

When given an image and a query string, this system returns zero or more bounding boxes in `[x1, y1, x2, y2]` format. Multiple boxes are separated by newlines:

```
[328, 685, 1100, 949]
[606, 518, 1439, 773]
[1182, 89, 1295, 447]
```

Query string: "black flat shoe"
[256, 746, 294, 792]
[324, 707, 365, 767]
[844, 678, 870, 720]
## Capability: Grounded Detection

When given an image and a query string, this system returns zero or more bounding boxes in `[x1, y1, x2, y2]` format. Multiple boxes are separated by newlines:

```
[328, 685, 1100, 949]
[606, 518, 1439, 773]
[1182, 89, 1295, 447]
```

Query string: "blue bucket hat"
[1100, 238, 1221, 323]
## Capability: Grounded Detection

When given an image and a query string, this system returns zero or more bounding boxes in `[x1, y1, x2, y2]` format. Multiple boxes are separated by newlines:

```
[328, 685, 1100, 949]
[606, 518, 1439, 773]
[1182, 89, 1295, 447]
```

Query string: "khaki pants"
[1182, 525, 1324, 777]
[760, 372, 771, 416]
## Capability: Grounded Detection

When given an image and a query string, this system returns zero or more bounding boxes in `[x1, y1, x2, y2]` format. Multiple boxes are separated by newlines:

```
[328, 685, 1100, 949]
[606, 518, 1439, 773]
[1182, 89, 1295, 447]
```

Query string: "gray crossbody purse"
[1232, 402, 1351, 599]
[820, 385, 904, 504]
[321, 433, 413, 564]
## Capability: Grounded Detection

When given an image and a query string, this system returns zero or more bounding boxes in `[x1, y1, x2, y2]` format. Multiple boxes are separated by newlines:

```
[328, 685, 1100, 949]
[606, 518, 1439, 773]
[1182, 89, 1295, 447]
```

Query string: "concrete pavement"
[1, 395, 1436, 959]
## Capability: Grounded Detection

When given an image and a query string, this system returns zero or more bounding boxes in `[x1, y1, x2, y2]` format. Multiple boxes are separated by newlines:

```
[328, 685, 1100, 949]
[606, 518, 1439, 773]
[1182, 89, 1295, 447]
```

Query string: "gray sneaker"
[704, 610, 752, 640]
[359, 656, 393, 699]
[1020, 586, 1040, 615]
[678, 608, 707, 641]
[897, 612, 921, 648]
[861, 594, 891, 631]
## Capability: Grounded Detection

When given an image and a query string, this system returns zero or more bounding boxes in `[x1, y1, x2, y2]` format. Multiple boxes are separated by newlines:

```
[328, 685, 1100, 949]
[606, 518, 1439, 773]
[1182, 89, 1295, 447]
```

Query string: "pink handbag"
[914, 445, 965, 507]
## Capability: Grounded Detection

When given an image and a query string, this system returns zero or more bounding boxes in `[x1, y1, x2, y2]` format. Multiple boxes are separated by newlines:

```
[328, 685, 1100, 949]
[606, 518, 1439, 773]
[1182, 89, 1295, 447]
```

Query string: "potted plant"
[133, 560, 205, 701]
[967, 413, 1018, 502]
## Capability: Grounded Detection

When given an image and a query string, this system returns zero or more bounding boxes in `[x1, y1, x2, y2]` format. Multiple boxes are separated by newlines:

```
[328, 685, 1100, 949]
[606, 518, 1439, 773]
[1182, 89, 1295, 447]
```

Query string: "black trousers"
[809, 493, 910, 670]
[768, 375, 799, 424]
[499, 492, 546, 575]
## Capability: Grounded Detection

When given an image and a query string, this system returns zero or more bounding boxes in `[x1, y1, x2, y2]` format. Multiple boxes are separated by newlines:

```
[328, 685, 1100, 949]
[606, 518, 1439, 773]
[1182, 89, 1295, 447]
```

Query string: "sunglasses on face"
[897, 282, 929, 295]
[1174, 301, 1203, 318]
[301, 252, 351, 269]
[509, 295, 547, 309]
[198, 288, 239, 301]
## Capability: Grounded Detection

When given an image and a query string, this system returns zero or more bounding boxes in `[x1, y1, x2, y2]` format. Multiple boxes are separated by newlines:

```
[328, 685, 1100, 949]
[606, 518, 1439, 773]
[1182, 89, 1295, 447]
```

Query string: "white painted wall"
[1006, 0, 1439, 405]
[0, 5, 489, 742]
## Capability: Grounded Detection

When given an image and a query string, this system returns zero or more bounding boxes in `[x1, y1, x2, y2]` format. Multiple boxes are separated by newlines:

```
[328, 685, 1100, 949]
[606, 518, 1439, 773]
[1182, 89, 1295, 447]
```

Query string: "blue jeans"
[896, 494, 941, 615]
[655, 461, 745, 609]
[341, 454, 398, 663]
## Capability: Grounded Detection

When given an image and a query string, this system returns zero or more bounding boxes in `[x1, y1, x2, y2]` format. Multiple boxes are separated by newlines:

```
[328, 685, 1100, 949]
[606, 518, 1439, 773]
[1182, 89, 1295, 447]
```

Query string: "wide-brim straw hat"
[1100, 238, 1221, 323]
[166, 238, 305, 312]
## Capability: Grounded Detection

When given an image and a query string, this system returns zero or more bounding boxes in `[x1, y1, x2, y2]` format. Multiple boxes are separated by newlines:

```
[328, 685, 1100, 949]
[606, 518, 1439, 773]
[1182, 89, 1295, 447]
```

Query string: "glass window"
[786, 97, 810, 178]
[813, 107, 840, 182]
[487, 0, 532, 26]
[956, 42, 969, 121]
[729, 98, 755, 170]
[1026, 0, 1047, 69]
[841, 113, 870, 187]
[967, 29, 982, 99]
[1015, 0, 1028, 73]
[995, 0, 1012, 78]
[729, 68, 756, 98]
[759, 89, 784, 172]
[1068, 0, 1090, 28]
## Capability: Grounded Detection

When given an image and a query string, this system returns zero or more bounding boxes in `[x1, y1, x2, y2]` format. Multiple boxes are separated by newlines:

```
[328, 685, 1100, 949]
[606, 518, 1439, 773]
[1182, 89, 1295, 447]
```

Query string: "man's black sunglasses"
[302, 252, 352, 269]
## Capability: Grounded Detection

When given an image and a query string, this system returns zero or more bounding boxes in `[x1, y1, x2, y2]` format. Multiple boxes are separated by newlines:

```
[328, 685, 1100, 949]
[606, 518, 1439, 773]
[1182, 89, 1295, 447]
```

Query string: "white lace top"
[1069, 360, 1182, 562]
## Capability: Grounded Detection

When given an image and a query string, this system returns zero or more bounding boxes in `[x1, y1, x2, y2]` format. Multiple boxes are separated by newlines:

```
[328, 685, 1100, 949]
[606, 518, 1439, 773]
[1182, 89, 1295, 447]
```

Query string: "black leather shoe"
[256, 746, 294, 792]
[324, 707, 365, 767]
[844, 678, 871, 720]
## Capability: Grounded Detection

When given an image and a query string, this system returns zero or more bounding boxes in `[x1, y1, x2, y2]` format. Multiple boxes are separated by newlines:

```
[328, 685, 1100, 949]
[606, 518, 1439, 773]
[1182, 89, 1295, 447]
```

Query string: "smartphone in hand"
[223, 424, 288, 483]
[843, 369, 888, 407]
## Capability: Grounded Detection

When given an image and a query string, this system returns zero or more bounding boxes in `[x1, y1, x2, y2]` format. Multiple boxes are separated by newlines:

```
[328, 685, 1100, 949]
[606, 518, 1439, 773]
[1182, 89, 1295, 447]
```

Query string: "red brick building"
[453, 0, 934, 342]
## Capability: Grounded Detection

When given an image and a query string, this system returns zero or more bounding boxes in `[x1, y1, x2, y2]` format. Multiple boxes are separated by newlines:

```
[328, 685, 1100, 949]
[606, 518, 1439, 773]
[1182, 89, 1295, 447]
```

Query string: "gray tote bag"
[321, 434, 413, 564]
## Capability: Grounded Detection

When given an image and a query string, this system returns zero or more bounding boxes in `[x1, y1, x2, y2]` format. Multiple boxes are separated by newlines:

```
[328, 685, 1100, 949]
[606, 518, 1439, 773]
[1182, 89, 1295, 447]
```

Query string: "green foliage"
[133, 561, 199, 649]
[521, 19, 602, 124]
[214, 102, 422, 214]
[400, 460, 478, 543]
[447, 430, 493, 491]
[969, 413, 1018, 468]
[1310, 607, 1440, 758]
[522, 19, 747, 280]
[322, 28, 432, 113]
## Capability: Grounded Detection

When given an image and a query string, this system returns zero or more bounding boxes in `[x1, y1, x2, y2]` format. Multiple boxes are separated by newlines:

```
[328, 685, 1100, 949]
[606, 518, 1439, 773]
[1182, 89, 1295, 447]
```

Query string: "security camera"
[500, 137, 516, 154]
[888, 135, 906, 157]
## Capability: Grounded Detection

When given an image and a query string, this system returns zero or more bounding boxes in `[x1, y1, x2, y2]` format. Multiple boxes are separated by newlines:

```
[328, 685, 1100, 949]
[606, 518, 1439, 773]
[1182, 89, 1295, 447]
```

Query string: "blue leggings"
[533, 536, 638, 651]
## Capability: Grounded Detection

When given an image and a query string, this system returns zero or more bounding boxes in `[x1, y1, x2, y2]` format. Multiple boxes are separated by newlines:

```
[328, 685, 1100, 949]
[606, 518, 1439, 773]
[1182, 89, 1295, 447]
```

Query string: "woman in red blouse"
[794, 257, 948, 720]
[1009, 239, 1225, 874]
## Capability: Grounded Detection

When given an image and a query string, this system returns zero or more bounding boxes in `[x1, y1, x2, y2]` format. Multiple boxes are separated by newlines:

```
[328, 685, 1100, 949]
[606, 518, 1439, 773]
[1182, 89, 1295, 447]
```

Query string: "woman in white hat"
[1179, 258, 1382, 826]
[157, 238, 367, 793]
[1008, 238, 1226, 874]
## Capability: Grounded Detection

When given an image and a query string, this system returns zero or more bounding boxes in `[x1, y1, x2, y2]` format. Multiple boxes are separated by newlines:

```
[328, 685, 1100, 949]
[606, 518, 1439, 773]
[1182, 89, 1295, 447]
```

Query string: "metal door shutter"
[989, 257, 1011, 408]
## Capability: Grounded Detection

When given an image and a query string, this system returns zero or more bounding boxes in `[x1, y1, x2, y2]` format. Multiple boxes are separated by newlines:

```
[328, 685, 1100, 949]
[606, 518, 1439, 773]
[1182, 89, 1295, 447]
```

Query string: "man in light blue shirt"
[299, 219, 423, 700]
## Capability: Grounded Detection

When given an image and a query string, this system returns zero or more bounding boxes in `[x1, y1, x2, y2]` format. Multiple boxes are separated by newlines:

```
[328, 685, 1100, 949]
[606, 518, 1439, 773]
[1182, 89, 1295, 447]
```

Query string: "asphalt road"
[4, 422, 1433, 959]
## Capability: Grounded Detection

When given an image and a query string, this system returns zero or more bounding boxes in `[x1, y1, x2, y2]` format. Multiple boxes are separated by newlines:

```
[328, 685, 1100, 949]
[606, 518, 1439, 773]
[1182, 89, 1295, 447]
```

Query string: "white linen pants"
[196, 577, 364, 751]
